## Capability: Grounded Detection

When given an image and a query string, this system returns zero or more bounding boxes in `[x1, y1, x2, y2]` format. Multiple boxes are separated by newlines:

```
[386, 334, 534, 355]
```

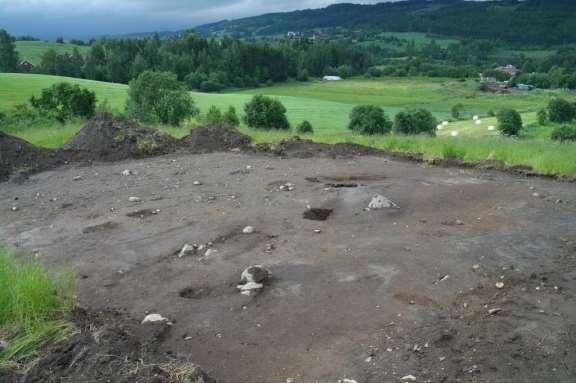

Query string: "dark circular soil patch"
[303, 208, 333, 221]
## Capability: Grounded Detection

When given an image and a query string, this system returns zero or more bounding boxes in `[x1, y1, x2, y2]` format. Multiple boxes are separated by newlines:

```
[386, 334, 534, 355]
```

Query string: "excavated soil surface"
[1, 149, 575, 383]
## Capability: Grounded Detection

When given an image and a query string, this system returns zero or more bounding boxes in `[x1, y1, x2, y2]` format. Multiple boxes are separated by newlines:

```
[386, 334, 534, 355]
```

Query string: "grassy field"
[0, 246, 76, 368]
[1, 73, 575, 176]
[15, 41, 90, 65]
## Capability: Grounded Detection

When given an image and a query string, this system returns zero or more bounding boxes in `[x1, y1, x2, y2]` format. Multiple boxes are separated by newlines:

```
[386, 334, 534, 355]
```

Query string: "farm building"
[517, 83, 534, 91]
[323, 75, 342, 81]
[495, 64, 520, 76]
[19, 60, 34, 72]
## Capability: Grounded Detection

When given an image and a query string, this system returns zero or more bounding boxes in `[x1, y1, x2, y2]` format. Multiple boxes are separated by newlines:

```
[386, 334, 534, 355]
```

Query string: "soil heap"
[0, 132, 59, 181]
[63, 113, 179, 161]
[181, 124, 251, 153]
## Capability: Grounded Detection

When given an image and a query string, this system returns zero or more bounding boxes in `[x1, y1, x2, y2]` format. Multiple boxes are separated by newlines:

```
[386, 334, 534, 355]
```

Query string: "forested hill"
[196, 0, 576, 45]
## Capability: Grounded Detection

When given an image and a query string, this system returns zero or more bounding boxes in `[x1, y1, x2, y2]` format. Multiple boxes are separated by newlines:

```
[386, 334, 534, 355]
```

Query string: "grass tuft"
[0, 246, 76, 368]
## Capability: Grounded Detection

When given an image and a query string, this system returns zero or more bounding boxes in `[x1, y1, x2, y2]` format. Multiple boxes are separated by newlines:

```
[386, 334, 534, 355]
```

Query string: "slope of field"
[15, 41, 90, 65]
[1, 73, 571, 137]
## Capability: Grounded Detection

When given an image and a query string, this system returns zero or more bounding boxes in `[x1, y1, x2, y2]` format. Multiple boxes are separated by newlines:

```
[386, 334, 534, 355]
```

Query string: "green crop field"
[15, 41, 90, 65]
[1, 73, 575, 176]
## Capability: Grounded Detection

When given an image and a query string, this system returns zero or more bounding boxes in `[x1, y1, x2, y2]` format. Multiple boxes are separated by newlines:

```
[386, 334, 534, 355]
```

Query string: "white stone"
[368, 194, 397, 209]
[488, 126, 496, 131]
[242, 226, 255, 234]
[193, 180, 202, 185]
[121, 169, 134, 176]
[142, 313, 168, 324]
[128, 197, 141, 203]
[337, 379, 358, 383]
[178, 244, 197, 258]
[204, 248, 218, 257]
[451, 131, 459, 137]
[401, 375, 417, 381]
[495, 282, 505, 289]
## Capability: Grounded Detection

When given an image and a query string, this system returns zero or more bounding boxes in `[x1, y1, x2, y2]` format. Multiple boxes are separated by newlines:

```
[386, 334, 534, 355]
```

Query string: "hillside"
[196, 0, 576, 45]
[16, 41, 89, 65]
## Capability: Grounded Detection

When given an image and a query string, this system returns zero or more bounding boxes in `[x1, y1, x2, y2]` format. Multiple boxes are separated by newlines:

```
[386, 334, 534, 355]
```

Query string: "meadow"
[15, 41, 90, 65]
[1, 73, 575, 176]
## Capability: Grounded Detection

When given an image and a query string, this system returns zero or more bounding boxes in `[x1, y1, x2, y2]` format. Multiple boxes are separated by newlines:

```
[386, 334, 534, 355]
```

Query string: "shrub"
[204, 106, 223, 125]
[497, 109, 523, 136]
[348, 105, 392, 135]
[244, 95, 290, 130]
[451, 103, 464, 120]
[551, 125, 576, 142]
[223, 106, 240, 127]
[126, 70, 197, 126]
[30, 82, 96, 122]
[537, 108, 548, 125]
[365, 67, 383, 78]
[297, 69, 310, 82]
[393, 108, 437, 136]
[548, 98, 576, 123]
[199, 81, 224, 93]
[296, 120, 314, 134]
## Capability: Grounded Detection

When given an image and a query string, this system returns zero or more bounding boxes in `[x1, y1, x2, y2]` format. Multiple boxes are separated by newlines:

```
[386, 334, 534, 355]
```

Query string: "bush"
[204, 106, 223, 125]
[348, 105, 392, 135]
[451, 103, 464, 120]
[223, 106, 240, 127]
[365, 67, 383, 78]
[199, 81, 224, 93]
[126, 70, 198, 126]
[548, 98, 576, 123]
[244, 95, 290, 130]
[537, 108, 548, 125]
[393, 108, 437, 136]
[297, 69, 310, 82]
[551, 125, 576, 142]
[497, 109, 523, 136]
[296, 120, 314, 134]
[29, 82, 96, 122]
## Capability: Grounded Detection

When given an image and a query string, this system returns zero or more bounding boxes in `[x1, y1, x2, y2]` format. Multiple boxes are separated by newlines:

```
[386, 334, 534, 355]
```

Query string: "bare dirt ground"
[1, 148, 575, 382]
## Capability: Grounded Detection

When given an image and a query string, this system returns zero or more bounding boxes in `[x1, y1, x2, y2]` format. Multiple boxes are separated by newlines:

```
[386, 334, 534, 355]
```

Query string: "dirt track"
[1, 150, 575, 383]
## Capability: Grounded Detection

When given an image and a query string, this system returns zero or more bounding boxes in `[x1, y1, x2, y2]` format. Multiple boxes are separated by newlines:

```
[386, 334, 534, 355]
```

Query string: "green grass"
[1, 73, 575, 176]
[239, 128, 576, 176]
[0, 246, 76, 368]
[15, 41, 90, 65]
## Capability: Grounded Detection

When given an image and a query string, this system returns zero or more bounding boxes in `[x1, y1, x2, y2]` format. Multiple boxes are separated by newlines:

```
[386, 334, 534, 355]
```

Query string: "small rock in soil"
[337, 379, 358, 383]
[128, 196, 141, 203]
[401, 375, 417, 381]
[495, 282, 505, 289]
[488, 308, 503, 315]
[121, 169, 134, 176]
[179, 244, 198, 258]
[193, 180, 203, 185]
[243, 226, 255, 234]
[368, 194, 398, 209]
[141, 313, 169, 324]
[238, 265, 270, 295]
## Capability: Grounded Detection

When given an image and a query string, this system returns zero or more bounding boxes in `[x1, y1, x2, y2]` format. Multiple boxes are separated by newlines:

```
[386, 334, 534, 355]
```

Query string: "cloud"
[0, 0, 382, 39]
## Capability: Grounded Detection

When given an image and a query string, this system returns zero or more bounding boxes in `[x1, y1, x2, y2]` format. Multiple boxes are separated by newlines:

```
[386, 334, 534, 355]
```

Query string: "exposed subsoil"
[1, 133, 575, 382]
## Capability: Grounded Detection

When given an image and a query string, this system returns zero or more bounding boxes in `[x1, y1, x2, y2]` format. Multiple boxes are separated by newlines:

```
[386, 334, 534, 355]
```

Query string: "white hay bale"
[451, 131, 459, 137]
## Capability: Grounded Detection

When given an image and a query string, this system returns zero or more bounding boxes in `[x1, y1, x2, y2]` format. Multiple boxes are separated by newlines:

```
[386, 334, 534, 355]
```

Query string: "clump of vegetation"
[497, 109, 523, 136]
[204, 105, 223, 125]
[393, 108, 437, 136]
[296, 120, 314, 134]
[551, 125, 576, 142]
[348, 105, 392, 135]
[548, 98, 576, 123]
[0, 246, 76, 368]
[0, 29, 19, 72]
[30, 82, 96, 122]
[537, 108, 548, 125]
[451, 103, 464, 120]
[244, 95, 290, 130]
[126, 70, 198, 126]
[223, 106, 240, 127]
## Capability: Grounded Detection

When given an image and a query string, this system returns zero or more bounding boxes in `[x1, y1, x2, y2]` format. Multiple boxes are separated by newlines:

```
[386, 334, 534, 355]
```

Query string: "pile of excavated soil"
[181, 124, 252, 153]
[0, 132, 60, 182]
[254, 136, 404, 159]
[63, 113, 180, 161]
[1, 309, 214, 383]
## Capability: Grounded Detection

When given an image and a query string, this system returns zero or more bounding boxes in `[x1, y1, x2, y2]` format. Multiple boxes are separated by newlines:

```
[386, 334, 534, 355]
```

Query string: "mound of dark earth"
[255, 136, 391, 159]
[181, 124, 251, 153]
[1, 309, 213, 383]
[63, 113, 179, 161]
[0, 132, 61, 182]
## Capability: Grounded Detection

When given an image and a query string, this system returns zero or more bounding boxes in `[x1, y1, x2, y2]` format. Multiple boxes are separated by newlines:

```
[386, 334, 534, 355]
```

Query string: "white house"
[322, 76, 342, 81]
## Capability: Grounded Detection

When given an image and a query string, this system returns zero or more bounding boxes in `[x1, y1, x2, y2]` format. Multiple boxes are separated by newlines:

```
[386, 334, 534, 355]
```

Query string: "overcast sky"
[0, 0, 384, 40]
